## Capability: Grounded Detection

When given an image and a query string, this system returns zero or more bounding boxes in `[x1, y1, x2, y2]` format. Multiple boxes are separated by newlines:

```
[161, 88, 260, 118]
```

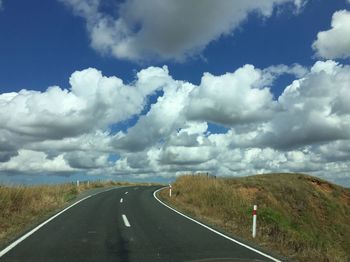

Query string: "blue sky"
[0, 0, 350, 186]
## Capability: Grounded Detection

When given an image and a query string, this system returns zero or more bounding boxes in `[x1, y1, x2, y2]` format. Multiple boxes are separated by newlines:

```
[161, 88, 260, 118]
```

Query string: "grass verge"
[159, 173, 350, 261]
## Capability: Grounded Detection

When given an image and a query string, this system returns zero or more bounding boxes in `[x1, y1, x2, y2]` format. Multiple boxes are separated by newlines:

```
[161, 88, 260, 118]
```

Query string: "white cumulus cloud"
[60, 0, 305, 62]
[262, 60, 350, 148]
[186, 65, 277, 126]
[113, 77, 195, 151]
[0, 67, 167, 141]
[0, 150, 75, 174]
[312, 10, 350, 59]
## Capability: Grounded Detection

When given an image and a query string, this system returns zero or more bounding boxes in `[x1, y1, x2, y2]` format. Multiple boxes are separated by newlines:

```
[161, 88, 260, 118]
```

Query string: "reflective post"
[252, 205, 257, 238]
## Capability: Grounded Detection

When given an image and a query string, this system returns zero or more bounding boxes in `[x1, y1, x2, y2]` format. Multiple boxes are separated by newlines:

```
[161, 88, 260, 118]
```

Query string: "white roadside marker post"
[76, 180, 80, 187]
[169, 184, 172, 197]
[252, 205, 257, 238]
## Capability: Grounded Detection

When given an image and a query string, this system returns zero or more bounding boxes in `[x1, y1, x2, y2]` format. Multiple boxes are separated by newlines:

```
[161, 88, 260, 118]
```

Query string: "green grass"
[159, 173, 350, 261]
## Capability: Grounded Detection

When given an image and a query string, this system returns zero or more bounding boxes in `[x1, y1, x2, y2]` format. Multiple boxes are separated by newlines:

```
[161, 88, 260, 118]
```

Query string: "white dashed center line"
[122, 214, 131, 227]
[120, 198, 123, 203]
[125, 191, 128, 195]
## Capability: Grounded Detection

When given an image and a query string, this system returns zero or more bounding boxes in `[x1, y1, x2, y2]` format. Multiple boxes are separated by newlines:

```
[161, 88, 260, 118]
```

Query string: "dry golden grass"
[159, 173, 350, 262]
[0, 180, 144, 247]
[0, 183, 76, 246]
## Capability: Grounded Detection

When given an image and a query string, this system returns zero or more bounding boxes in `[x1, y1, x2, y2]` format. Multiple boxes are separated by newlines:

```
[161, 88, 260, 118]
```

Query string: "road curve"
[0, 186, 280, 262]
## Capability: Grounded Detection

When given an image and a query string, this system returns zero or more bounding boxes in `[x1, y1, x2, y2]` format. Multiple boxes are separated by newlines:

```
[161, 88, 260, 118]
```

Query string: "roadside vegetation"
[159, 173, 350, 261]
[0, 180, 138, 248]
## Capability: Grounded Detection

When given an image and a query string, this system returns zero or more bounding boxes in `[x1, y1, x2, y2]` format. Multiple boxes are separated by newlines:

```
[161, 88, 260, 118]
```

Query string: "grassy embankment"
[0, 180, 138, 247]
[159, 173, 350, 261]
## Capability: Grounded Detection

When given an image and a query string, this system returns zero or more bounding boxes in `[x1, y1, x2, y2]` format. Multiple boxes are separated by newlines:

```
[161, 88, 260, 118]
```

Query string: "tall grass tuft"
[160, 173, 350, 261]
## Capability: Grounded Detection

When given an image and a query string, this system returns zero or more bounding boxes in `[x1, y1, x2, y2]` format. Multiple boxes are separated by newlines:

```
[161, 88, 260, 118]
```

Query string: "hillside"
[159, 173, 350, 261]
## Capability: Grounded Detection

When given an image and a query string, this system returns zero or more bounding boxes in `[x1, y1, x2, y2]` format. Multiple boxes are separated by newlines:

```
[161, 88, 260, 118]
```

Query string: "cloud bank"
[59, 0, 304, 62]
[1, 60, 350, 184]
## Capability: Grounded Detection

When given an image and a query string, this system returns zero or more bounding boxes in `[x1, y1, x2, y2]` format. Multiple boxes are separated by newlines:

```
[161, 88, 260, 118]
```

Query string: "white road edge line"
[122, 214, 131, 227]
[120, 198, 123, 203]
[153, 188, 281, 262]
[0, 187, 119, 258]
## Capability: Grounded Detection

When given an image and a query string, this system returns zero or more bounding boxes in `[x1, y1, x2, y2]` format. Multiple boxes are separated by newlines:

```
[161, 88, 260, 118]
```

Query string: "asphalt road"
[0, 186, 279, 262]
